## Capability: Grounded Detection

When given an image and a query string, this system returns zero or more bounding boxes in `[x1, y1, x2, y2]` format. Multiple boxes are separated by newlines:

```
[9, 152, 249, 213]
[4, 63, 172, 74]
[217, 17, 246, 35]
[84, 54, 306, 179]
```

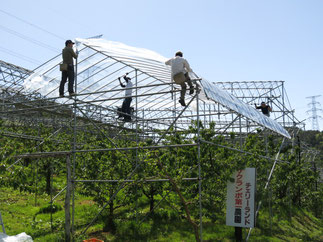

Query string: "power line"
[306, 95, 322, 130]
[0, 8, 65, 41]
[0, 24, 59, 52]
[0, 46, 41, 65]
[42, 5, 96, 35]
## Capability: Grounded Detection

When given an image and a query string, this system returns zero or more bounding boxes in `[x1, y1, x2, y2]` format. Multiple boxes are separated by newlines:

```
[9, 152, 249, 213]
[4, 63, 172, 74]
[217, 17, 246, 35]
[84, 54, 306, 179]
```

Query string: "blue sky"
[1, 0, 323, 130]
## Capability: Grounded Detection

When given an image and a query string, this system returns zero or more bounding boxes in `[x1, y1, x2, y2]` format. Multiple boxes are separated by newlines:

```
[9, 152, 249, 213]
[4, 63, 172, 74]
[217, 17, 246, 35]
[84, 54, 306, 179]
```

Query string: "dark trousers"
[173, 72, 193, 100]
[59, 64, 74, 95]
[122, 97, 132, 120]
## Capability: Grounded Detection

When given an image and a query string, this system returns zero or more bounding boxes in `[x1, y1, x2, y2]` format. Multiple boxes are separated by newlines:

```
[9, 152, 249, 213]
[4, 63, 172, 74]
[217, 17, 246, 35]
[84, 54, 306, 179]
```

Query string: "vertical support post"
[282, 81, 286, 127]
[135, 69, 139, 221]
[35, 126, 41, 206]
[239, 115, 242, 149]
[231, 83, 234, 133]
[287, 182, 291, 222]
[34, 158, 38, 206]
[297, 136, 301, 206]
[65, 155, 72, 242]
[174, 81, 177, 132]
[247, 118, 249, 134]
[265, 132, 268, 156]
[171, 73, 174, 100]
[1, 91, 4, 113]
[269, 86, 273, 118]
[313, 159, 318, 217]
[265, 132, 271, 234]
[269, 185, 272, 235]
[196, 84, 203, 241]
[143, 109, 145, 139]
[135, 69, 138, 164]
[71, 54, 78, 239]
[235, 227, 242, 241]
[50, 159, 53, 232]
[203, 102, 206, 128]
[209, 104, 211, 125]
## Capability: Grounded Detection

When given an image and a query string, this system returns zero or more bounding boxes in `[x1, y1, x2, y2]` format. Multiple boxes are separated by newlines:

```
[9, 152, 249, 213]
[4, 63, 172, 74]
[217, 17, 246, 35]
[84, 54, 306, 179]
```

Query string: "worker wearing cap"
[59, 40, 78, 97]
[118, 73, 133, 121]
[165, 51, 195, 106]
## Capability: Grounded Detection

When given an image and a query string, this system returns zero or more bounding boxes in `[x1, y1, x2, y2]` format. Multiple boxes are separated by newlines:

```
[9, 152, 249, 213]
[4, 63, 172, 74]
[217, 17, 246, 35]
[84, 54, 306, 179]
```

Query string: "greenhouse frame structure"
[0, 38, 309, 241]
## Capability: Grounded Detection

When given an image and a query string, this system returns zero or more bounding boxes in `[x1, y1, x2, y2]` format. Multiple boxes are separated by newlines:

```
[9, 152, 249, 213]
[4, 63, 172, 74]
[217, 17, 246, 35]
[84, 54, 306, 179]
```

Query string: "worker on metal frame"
[165, 51, 195, 107]
[118, 73, 133, 121]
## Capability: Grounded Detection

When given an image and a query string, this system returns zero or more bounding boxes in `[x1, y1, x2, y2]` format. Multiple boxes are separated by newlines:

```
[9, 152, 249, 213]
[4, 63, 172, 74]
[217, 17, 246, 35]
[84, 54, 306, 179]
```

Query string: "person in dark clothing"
[59, 40, 78, 97]
[255, 102, 272, 117]
[118, 73, 133, 121]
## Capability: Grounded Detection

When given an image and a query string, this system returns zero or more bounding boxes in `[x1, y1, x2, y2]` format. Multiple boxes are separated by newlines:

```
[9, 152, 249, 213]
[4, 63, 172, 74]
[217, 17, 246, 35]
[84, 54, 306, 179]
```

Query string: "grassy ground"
[0, 186, 322, 241]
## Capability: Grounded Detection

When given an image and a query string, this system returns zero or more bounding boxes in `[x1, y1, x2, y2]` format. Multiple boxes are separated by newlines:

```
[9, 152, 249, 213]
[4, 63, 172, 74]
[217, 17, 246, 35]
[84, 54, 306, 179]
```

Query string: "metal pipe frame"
[0, 41, 310, 241]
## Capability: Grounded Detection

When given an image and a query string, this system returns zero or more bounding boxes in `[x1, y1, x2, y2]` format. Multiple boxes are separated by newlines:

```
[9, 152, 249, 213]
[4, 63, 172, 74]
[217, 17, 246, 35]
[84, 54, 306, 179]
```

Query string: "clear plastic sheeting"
[22, 37, 291, 138]
[75, 38, 168, 67]
[0, 232, 33, 242]
[23, 38, 172, 109]
[200, 78, 291, 139]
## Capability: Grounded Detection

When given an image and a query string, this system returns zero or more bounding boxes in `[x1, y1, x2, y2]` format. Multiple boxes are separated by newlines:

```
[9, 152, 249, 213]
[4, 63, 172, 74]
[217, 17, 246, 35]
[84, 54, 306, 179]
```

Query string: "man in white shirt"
[118, 73, 133, 121]
[165, 51, 194, 106]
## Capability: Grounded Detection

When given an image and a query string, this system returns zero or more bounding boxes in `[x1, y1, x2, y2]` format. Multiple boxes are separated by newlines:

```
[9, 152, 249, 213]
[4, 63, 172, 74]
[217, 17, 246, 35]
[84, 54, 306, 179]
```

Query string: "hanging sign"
[226, 168, 256, 228]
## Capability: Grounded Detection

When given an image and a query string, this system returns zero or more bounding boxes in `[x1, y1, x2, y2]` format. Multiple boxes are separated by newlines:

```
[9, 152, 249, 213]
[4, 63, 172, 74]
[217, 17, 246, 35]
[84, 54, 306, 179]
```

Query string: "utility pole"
[306, 95, 322, 130]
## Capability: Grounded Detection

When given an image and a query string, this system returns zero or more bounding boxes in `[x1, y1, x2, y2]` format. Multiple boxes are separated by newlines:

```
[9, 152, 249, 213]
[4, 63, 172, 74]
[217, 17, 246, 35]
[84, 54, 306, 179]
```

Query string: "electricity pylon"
[306, 95, 322, 130]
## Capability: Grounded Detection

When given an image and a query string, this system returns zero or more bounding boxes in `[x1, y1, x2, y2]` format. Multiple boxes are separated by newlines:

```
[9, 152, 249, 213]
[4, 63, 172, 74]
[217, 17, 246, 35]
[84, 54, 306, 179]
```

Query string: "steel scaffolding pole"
[197, 84, 203, 241]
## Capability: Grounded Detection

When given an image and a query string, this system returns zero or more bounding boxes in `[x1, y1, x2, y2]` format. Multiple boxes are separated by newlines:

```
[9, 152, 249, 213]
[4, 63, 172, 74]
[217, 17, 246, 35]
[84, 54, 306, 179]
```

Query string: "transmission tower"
[306, 95, 323, 130]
